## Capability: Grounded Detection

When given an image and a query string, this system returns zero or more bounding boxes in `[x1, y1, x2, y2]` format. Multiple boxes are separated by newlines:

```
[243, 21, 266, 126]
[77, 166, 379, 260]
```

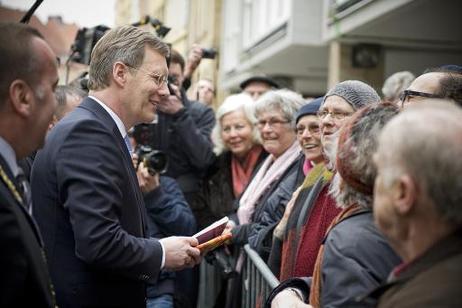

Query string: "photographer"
[150, 48, 215, 209]
[182, 44, 216, 91]
[131, 140, 197, 308]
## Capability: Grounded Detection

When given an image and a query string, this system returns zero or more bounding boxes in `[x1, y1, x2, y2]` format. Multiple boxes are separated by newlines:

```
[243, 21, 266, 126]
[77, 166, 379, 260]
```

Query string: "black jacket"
[0, 155, 55, 307]
[247, 155, 305, 260]
[194, 150, 268, 229]
[149, 94, 215, 201]
[231, 153, 305, 246]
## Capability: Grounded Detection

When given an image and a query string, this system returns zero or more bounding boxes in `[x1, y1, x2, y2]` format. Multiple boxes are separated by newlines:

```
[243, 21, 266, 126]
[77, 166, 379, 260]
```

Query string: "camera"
[202, 48, 217, 59]
[135, 145, 169, 175]
[68, 16, 170, 66]
[70, 25, 110, 65]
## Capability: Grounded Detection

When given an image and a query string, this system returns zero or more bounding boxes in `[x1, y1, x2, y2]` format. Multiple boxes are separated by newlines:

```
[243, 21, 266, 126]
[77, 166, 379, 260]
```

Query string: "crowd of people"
[0, 21, 461, 308]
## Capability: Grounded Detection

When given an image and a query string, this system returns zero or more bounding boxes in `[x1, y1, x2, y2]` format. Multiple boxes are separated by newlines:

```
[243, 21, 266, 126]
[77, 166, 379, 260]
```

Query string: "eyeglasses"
[399, 90, 445, 106]
[124, 63, 168, 88]
[296, 124, 320, 135]
[256, 118, 290, 129]
[317, 109, 353, 120]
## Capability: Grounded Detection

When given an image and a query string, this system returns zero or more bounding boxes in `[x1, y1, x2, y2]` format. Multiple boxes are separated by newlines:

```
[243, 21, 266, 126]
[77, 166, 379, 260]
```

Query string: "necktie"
[16, 167, 32, 214]
[124, 135, 133, 154]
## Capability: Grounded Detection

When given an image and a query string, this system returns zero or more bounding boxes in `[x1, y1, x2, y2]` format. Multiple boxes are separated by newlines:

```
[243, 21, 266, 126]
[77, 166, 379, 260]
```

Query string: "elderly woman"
[228, 89, 305, 246]
[268, 103, 402, 308]
[195, 93, 266, 229]
[248, 98, 324, 259]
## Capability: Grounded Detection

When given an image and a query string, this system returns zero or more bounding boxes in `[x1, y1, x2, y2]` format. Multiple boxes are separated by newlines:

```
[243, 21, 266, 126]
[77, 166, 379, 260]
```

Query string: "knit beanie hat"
[324, 80, 381, 110]
[295, 97, 322, 124]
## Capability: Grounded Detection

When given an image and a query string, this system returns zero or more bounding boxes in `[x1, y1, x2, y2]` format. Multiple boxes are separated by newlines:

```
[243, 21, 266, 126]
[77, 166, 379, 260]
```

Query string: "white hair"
[254, 89, 305, 128]
[211, 93, 261, 155]
[382, 71, 415, 101]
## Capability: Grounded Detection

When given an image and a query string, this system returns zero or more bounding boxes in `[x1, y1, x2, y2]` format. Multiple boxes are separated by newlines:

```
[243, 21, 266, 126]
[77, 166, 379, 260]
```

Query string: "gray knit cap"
[323, 80, 381, 110]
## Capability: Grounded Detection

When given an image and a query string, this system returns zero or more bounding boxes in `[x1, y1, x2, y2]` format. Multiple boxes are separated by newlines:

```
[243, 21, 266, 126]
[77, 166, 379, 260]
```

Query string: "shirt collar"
[89, 95, 128, 138]
[0, 136, 19, 177]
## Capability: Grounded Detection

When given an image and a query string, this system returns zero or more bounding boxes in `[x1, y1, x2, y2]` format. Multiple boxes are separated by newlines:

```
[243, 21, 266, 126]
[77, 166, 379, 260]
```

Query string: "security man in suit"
[31, 26, 201, 308]
[0, 22, 58, 307]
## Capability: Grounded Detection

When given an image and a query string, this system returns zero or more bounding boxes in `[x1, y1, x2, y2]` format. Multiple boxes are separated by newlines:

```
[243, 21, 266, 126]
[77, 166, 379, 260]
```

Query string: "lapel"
[0, 155, 44, 246]
[78, 98, 148, 236]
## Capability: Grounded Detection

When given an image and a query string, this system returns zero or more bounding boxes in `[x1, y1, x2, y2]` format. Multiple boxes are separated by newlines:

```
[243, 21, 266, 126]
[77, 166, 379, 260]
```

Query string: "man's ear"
[393, 174, 417, 215]
[9, 79, 33, 118]
[113, 62, 129, 88]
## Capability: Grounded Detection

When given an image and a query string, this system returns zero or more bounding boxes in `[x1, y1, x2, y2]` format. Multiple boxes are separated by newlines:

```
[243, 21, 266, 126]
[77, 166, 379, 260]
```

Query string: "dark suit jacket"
[0, 155, 55, 307]
[31, 97, 163, 308]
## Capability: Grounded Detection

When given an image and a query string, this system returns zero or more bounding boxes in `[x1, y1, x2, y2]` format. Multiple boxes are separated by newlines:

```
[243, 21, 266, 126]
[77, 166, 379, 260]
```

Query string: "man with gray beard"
[268, 81, 381, 307]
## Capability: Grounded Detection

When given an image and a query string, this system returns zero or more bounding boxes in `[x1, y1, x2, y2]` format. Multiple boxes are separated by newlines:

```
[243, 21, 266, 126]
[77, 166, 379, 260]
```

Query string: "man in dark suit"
[31, 25, 201, 308]
[0, 22, 58, 307]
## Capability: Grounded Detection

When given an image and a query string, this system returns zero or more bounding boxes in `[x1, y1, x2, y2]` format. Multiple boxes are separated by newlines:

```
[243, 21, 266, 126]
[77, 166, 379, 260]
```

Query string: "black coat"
[194, 150, 268, 230]
[247, 155, 305, 260]
[0, 156, 55, 307]
[31, 98, 163, 308]
[231, 153, 305, 246]
[149, 94, 215, 203]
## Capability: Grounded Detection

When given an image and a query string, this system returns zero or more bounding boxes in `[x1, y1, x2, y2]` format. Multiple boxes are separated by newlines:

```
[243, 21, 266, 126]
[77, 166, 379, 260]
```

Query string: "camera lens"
[144, 150, 168, 174]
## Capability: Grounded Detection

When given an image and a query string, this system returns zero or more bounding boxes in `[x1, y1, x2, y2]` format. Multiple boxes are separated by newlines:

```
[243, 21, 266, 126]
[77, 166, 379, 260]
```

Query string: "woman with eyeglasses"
[226, 89, 306, 247]
[218, 89, 305, 308]
[247, 98, 324, 260]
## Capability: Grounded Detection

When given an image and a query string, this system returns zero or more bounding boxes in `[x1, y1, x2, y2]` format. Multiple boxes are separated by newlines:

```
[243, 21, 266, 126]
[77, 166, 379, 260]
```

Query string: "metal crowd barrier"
[241, 244, 280, 308]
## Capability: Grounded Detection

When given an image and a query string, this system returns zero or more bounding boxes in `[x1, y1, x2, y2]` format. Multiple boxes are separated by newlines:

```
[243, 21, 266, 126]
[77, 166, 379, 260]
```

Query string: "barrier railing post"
[242, 244, 280, 307]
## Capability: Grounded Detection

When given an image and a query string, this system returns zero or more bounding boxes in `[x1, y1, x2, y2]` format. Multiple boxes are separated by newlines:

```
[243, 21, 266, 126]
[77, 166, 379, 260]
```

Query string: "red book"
[193, 216, 229, 244]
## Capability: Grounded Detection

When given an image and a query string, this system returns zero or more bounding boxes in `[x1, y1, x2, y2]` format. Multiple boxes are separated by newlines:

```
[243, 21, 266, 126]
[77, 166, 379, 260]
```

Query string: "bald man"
[372, 100, 462, 307]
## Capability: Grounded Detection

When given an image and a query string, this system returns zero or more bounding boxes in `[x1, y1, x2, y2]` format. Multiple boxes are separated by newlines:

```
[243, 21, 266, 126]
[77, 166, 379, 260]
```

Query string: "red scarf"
[291, 186, 341, 278]
[309, 203, 362, 307]
[231, 145, 263, 198]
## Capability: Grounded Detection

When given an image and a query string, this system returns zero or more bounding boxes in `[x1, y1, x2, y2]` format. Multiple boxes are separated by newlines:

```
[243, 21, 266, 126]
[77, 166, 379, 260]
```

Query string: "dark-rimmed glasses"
[399, 90, 445, 106]
[124, 63, 168, 88]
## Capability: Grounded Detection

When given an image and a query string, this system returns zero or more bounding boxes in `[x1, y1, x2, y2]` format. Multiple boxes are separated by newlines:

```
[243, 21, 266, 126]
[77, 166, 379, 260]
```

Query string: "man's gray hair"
[378, 100, 462, 224]
[330, 103, 399, 209]
[54, 85, 87, 120]
[254, 89, 305, 128]
[212, 93, 260, 155]
[88, 25, 170, 90]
